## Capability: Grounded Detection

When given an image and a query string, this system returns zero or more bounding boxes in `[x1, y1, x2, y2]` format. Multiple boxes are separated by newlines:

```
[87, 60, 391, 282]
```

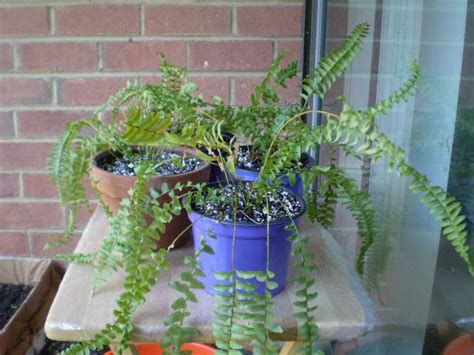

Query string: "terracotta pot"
[443, 334, 474, 355]
[91, 147, 210, 249]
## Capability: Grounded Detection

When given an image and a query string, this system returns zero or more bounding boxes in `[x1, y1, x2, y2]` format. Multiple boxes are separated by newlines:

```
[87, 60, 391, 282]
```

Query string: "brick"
[31, 232, 80, 258]
[55, 5, 139, 35]
[145, 5, 231, 35]
[103, 41, 185, 71]
[237, 6, 303, 36]
[189, 76, 230, 103]
[277, 40, 303, 69]
[0, 6, 48, 36]
[234, 75, 301, 106]
[0, 173, 19, 198]
[76, 204, 96, 228]
[0, 44, 12, 70]
[0, 79, 50, 105]
[0, 202, 63, 229]
[59, 77, 130, 106]
[22, 173, 57, 198]
[23, 173, 95, 199]
[0, 232, 29, 256]
[17, 110, 91, 137]
[19, 42, 98, 71]
[188, 41, 274, 71]
[0, 111, 14, 136]
[0, 142, 52, 169]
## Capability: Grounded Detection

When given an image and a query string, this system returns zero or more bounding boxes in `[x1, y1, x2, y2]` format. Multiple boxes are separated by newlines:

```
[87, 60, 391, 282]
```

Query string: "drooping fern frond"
[63, 165, 185, 354]
[364, 61, 421, 120]
[334, 169, 377, 274]
[288, 226, 323, 355]
[301, 22, 370, 104]
[161, 234, 214, 354]
[47, 117, 103, 248]
[337, 100, 474, 275]
[212, 270, 282, 355]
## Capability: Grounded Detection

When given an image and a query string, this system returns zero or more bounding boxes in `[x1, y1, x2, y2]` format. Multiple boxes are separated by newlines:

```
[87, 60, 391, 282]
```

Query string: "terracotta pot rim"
[92, 146, 211, 181]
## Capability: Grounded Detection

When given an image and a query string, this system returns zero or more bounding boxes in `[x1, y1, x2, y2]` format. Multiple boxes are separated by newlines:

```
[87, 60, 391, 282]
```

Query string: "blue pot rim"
[189, 181, 307, 227]
[235, 150, 316, 174]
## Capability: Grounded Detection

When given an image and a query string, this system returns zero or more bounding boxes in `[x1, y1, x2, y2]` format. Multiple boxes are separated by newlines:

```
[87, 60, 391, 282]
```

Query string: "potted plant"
[48, 23, 473, 354]
[0, 258, 64, 354]
[47, 57, 221, 250]
[188, 180, 306, 296]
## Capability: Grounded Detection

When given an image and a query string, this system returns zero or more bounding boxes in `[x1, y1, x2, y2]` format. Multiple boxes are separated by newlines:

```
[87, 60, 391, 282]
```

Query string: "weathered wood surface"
[45, 208, 377, 343]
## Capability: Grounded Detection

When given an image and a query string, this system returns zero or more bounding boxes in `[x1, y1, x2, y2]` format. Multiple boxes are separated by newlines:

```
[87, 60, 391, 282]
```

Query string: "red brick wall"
[0, 3, 304, 257]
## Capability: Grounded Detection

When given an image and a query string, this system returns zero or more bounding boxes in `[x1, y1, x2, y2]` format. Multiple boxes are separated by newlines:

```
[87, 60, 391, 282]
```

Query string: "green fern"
[337, 100, 474, 275]
[301, 22, 370, 103]
[364, 61, 421, 119]
[288, 227, 323, 355]
[162, 234, 214, 354]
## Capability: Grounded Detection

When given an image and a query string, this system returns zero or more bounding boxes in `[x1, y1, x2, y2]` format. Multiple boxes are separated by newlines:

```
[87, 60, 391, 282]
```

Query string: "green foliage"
[301, 22, 370, 103]
[288, 227, 323, 355]
[47, 117, 110, 248]
[336, 99, 474, 275]
[48, 24, 474, 355]
[161, 235, 213, 354]
[212, 270, 282, 355]
[363, 61, 421, 119]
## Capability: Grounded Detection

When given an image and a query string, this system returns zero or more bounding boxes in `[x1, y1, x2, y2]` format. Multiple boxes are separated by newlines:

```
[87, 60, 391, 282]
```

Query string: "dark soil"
[0, 283, 33, 329]
[236, 146, 312, 172]
[193, 182, 304, 224]
[39, 339, 109, 354]
[99, 151, 204, 177]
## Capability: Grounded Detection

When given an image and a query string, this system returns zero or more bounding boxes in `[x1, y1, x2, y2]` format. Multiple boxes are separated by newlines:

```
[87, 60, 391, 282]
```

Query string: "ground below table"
[45, 208, 376, 343]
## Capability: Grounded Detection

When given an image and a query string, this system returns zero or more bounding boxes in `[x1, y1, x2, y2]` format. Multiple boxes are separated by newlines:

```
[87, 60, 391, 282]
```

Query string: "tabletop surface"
[45, 208, 377, 343]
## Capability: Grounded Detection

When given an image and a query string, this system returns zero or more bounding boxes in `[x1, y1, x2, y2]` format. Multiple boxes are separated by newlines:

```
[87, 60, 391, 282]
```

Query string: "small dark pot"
[91, 147, 211, 249]
[233, 152, 315, 197]
[188, 184, 306, 297]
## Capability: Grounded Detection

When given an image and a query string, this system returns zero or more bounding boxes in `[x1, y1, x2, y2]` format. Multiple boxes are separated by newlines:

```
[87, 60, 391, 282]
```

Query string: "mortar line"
[12, 43, 20, 70]
[0, 70, 271, 78]
[27, 230, 33, 257]
[0, 2, 303, 7]
[48, 6, 56, 35]
[12, 111, 18, 137]
[229, 77, 235, 105]
[51, 79, 58, 105]
[0, 228, 84, 233]
[231, 6, 238, 35]
[18, 172, 24, 198]
[139, 4, 145, 35]
[97, 42, 104, 71]
[0, 35, 303, 43]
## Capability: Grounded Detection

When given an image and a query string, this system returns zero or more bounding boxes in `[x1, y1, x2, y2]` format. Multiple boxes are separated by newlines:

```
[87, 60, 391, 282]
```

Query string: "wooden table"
[45, 208, 377, 346]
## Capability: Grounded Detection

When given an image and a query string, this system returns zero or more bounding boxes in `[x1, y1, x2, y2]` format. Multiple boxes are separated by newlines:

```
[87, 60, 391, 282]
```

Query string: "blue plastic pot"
[232, 151, 314, 197]
[188, 186, 306, 296]
[233, 167, 304, 196]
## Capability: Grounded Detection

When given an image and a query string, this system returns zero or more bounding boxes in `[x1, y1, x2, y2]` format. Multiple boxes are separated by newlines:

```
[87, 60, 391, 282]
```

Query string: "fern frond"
[121, 107, 172, 145]
[364, 61, 421, 119]
[251, 51, 298, 106]
[162, 235, 213, 354]
[301, 22, 370, 103]
[289, 227, 323, 355]
[333, 169, 377, 274]
[64, 165, 175, 354]
[337, 101, 474, 275]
